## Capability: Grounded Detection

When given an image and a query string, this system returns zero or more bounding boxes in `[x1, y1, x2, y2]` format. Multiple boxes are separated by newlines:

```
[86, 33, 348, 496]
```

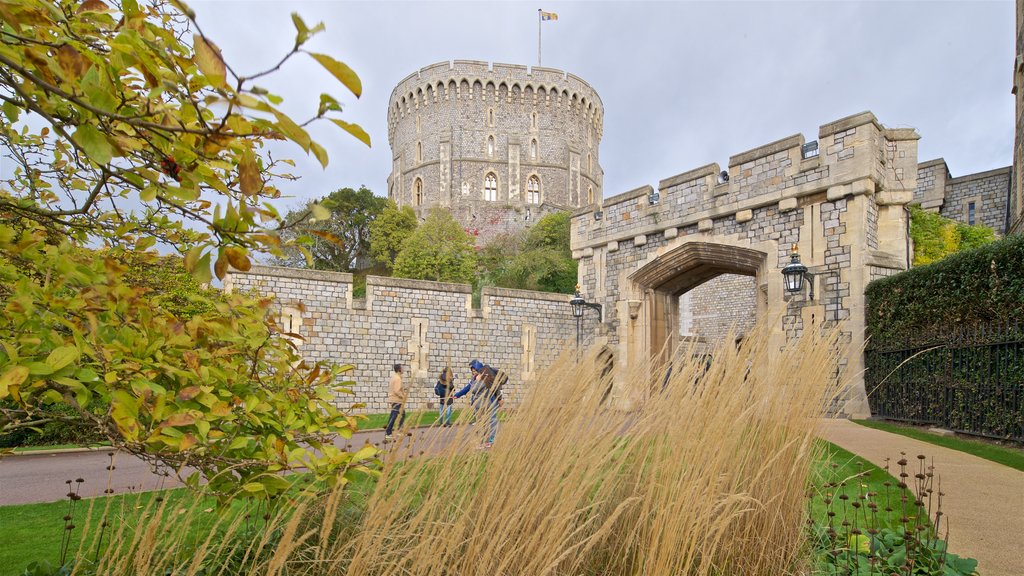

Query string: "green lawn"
[0, 473, 377, 574]
[808, 441, 919, 530]
[853, 419, 1024, 472]
[358, 408, 465, 431]
[0, 488, 227, 574]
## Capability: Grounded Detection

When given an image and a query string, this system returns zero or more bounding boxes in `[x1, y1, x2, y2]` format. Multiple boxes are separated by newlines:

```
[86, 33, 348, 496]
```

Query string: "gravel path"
[818, 419, 1024, 576]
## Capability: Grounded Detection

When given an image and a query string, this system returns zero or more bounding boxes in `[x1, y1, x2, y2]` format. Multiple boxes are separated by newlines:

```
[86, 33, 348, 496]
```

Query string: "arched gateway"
[571, 112, 917, 417]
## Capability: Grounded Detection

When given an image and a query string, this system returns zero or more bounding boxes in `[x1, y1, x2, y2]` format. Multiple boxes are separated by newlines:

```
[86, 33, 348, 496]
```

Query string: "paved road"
[0, 428, 414, 506]
[819, 419, 1024, 576]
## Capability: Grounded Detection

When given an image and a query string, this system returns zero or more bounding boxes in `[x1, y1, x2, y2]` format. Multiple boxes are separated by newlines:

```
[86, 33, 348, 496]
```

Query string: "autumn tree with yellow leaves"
[0, 0, 375, 499]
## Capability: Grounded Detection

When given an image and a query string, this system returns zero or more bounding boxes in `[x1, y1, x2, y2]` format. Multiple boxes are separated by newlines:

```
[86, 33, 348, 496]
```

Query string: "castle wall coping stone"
[366, 275, 472, 294]
[241, 265, 353, 283]
[601, 184, 654, 209]
[865, 250, 906, 270]
[572, 173, 890, 252]
[729, 134, 804, 167]
[482, 286, 576, 303]
[917, 158, 950, 171]
[883, 128, 921, 141]
[659, 163, 718, 190]
[947, 165, 1012, 184]
[818, 111, 879, 139]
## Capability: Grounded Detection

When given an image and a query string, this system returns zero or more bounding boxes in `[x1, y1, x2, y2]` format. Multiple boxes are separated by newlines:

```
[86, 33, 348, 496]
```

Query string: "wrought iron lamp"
[570, 284, 603, 353]
[781, 246, 814, 299]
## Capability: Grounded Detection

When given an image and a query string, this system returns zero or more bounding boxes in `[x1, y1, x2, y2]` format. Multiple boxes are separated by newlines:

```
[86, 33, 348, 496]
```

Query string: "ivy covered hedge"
[866, 234, 1024, 348]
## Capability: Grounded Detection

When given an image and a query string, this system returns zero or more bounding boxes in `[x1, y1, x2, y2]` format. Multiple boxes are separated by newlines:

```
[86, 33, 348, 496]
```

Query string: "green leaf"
[72, 125, 113, 165]
[241, 482, 264, 493]
[318, 93, 342, 115]
[140, 185, 158, 202]
[308, 52, 361, 98]
[45, 346, 79, 371]
[329, 118, 371, 148]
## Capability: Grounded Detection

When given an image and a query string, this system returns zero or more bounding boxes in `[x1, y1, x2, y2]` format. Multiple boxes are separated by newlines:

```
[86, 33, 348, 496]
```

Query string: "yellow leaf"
[214, 251, 228, 280]
[308, 53, 361, 98]
[310, 141, 328, 168]
[309, 203, 330, 221]
[0, 366, 29, 398]
[193, 34, 227, 88]
[225, 246, 251, 271]
[162, 413, 196, 427]
[56, 45, 87, 80]
[238, 149, 261, 195]
[329, 118, 371, 148]
[183, 246, 203, 272]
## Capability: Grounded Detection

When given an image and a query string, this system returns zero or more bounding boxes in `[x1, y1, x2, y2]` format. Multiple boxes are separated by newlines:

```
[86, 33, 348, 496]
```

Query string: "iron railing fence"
[865, 321, 1024, 442]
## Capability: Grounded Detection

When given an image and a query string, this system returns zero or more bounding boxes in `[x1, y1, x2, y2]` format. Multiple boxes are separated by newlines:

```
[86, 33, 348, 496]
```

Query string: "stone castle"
[225, 30, 1023, 414]
[387, 60, 603, 244]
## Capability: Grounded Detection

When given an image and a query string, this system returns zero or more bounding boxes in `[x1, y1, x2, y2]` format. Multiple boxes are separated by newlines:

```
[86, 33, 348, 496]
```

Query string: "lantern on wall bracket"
[569, 284, 603, 356]
[781, 246, 815, 300]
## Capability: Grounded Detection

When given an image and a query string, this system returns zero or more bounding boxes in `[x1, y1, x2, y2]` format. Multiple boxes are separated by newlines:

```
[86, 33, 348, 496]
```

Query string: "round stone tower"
[387, 60, 604, 243]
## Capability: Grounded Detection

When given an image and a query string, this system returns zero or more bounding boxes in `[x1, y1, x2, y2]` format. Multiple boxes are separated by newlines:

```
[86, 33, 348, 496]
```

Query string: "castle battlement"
[571, 111, 920, 252]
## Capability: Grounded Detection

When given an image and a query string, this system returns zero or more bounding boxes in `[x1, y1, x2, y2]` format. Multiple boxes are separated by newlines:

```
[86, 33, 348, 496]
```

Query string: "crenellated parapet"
[571, 112, 918, 253]
[388, 60, 603, 146]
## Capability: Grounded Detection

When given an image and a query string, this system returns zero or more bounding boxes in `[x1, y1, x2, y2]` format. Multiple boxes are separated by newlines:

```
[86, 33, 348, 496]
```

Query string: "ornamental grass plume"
[59, 312, 846, 575]
[336, 312, 846, 576]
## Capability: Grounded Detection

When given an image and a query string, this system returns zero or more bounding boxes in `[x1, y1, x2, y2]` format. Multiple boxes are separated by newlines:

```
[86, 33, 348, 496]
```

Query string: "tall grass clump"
[50, 314, 847, 575]
[336, 314, 846, 576]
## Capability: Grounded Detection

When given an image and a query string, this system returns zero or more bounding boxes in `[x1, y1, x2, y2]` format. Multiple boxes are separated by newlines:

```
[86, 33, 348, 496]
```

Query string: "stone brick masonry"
[914, 158, 1011, 234]
[225, 266, 577, 414]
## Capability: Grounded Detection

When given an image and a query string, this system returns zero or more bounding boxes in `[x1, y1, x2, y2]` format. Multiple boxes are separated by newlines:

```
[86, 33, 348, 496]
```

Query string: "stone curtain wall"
[914, 159, 1012, 234]
[225, 266, 576, 413]
[683, 274, 757, 344]
[572, 111, 919, 417]
[939, 168, 1011, 233]
[387, 60, 604, 242]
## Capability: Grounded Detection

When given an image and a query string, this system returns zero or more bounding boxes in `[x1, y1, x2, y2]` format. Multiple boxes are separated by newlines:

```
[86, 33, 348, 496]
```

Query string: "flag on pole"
[540, 10, 558, 21]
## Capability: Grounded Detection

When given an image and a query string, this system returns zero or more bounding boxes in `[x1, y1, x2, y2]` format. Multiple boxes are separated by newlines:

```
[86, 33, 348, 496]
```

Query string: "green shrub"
[865, 233, 1024, 348]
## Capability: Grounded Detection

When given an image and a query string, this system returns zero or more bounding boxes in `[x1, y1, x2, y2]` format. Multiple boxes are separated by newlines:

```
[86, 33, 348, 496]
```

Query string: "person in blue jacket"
[453, 359, 505, 448]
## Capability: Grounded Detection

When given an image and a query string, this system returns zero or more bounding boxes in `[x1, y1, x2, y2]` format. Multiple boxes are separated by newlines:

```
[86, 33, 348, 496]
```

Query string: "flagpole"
[537, 9, 542, 66]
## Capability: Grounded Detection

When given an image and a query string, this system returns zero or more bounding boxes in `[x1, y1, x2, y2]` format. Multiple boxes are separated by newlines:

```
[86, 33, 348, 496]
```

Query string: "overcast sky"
[191, 0, 1015, 208]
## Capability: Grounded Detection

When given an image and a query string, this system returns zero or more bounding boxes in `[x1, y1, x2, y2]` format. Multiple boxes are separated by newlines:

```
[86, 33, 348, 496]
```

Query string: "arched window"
[587, 186, 594, 205]
[487, 135, 495, 157]
[488, 108, 494, 126]
[530, 139, 538, 160]
[527, 176, 540, 204]
[416, 141, 422, 163]
[414, 178, 423, 206]
[531, 112, 538, 129]
[587, 153, 593, 173]
[483, 173, 497, 201]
